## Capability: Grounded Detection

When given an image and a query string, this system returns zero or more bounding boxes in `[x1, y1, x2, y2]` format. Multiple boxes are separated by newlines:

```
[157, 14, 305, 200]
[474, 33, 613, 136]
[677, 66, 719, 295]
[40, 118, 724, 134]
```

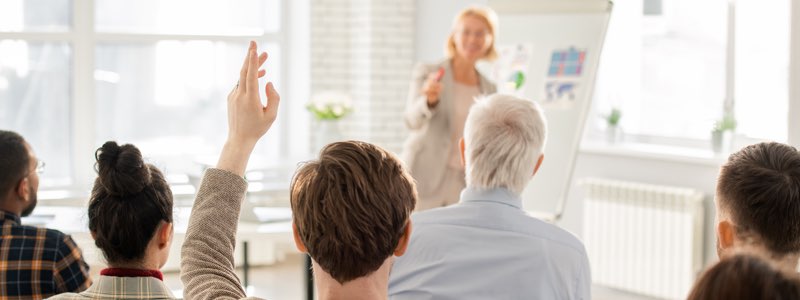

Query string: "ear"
[15, 177, 30, 201]
[393, 221, 413, 256]
[717, 220, 736, 252]
[292, 222, 308, 253]
[532, 154, 544, 176]
[157, 222, 173, 249]
[459, 138, 466, 168]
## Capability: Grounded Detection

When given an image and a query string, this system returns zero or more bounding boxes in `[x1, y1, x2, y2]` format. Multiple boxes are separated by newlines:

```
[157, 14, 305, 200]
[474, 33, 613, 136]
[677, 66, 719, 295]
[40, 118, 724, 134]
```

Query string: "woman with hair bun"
[49, 141, 176, 299]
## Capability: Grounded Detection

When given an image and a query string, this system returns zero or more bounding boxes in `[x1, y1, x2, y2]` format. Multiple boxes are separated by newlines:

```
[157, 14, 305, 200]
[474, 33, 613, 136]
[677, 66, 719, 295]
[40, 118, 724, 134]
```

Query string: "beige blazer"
[402, 59, 496, 199]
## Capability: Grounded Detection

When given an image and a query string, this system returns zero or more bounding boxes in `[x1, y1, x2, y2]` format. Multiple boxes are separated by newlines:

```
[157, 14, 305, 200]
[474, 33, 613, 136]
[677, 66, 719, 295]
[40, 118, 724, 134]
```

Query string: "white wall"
[310, 0, 415, 154]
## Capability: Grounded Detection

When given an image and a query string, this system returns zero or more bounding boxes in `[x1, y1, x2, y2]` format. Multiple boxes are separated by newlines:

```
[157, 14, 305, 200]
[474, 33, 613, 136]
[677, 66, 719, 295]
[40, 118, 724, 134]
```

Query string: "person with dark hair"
[687, 252, 800, 300]
[0, 130, 91, 299]
[49, 141, 176, 299]
[715, 142, 800, 270]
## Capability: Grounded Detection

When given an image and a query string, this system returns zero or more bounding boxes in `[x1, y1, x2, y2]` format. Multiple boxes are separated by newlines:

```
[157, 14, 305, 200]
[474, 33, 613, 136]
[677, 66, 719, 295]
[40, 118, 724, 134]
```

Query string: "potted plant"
[711, 115, 737, 154]
[604, 107, 623, 144]
[307, 91, 353, 151]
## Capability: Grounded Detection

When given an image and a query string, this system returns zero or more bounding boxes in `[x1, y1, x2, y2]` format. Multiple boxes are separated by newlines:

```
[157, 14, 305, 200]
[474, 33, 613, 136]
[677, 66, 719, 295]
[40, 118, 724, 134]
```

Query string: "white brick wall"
[310, 0, 415, 154]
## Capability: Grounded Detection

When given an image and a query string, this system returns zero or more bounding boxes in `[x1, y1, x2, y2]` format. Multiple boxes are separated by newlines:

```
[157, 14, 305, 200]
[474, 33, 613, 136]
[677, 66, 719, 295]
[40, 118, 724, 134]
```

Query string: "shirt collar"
[459, 187, 523, 209]
[0, 210, 21, 225]
[101, 268, 165, 281]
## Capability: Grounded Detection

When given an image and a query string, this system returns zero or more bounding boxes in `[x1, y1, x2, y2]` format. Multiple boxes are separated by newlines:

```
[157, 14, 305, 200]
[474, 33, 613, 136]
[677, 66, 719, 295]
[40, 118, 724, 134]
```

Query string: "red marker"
[435, 67, 445, 82]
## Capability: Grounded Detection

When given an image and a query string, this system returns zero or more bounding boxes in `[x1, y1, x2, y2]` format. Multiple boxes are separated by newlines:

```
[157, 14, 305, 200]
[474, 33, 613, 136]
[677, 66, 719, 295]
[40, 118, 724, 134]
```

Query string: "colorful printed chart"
[547, 47, 586, 77]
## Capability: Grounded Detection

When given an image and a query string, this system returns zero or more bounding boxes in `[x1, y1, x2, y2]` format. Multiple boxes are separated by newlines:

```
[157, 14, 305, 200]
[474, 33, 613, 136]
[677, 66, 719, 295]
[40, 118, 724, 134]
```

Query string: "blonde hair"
[463, 94, 547, 194]
[445, 5, 499, 61]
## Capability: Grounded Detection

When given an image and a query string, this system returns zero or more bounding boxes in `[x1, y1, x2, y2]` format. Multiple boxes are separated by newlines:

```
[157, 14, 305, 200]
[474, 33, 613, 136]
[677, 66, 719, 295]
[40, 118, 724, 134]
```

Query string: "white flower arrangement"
[307, 91, 353, 120]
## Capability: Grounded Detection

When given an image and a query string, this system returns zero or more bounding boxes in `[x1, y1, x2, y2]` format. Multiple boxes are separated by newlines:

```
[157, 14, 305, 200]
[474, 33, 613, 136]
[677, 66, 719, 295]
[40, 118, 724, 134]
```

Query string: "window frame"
[590, 0, 794, 150]
[0, 0, 293, 188]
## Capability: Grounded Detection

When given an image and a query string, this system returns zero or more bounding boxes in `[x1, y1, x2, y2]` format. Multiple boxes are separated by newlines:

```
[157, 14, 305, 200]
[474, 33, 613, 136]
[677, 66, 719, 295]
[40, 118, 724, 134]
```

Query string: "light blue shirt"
[389, 187, 591, 300]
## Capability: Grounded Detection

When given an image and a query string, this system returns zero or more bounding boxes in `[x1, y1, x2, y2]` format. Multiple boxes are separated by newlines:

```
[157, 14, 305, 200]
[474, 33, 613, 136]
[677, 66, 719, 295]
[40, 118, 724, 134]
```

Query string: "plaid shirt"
[0, 210, 91, 299]
[46, 275, 178, 300]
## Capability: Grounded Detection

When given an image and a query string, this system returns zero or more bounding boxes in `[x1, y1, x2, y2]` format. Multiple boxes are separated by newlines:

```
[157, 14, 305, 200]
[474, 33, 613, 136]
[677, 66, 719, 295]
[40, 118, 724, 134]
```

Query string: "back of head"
[463, 94, 547, 194]
[290, 141, 417, 284]
[687, 253, 800, 300]
[89, 141, 173, 264]
[0, 130, 29, 199]
[717, 142, 800, 255]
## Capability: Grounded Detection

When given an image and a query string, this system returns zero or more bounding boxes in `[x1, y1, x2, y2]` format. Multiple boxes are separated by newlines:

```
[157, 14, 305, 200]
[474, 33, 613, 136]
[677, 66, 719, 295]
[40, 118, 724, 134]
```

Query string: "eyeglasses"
[456, 29, 489, 39]
[35, 160, 45, 174]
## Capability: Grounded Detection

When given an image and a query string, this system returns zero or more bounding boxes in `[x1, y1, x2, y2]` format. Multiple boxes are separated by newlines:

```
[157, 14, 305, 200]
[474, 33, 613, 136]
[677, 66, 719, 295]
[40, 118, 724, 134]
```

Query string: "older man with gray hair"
[388, 94, 591, 299]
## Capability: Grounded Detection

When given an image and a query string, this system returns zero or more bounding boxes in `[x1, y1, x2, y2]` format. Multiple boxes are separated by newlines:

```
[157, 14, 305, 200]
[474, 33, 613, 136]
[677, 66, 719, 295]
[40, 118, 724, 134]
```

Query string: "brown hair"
[717, 142, 800, 254]
[687, 253, 800, 300]
[445, 5, 499, 61]
[290, 141, 417, 284]
[89, 141, 173, 264]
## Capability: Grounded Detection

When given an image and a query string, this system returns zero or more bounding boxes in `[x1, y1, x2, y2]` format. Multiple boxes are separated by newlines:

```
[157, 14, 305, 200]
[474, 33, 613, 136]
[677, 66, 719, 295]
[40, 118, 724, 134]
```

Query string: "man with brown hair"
[715, 142, 800, 270]
[290, 141, 416, 298]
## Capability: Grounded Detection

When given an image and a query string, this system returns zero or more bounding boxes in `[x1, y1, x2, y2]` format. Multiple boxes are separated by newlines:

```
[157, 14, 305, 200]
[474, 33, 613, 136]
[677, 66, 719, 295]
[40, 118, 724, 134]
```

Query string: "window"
[734, 0, 789, 141]
[594, 0, 790, 143]
[0, 0, 291, 187]
[0, 41, 72, 186]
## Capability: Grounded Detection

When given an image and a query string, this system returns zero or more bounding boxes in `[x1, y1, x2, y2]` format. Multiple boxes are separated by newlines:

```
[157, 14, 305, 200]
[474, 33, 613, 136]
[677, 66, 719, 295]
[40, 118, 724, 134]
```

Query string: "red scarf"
[101, 268, 164, 281]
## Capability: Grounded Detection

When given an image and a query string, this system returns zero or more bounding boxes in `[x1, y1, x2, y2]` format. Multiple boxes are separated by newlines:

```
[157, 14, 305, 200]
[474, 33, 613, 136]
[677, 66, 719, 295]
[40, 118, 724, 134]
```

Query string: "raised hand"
[422, 68, 444, 107]
[217, 41, 281, 176]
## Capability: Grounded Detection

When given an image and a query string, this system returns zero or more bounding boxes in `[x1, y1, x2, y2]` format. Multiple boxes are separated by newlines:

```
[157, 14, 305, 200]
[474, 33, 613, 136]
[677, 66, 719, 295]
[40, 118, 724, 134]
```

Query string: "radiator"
[581, 178, 705, 300]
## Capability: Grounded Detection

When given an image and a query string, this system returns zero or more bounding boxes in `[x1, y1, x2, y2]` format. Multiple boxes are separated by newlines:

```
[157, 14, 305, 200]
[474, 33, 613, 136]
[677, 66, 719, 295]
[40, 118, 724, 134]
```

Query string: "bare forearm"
[216, 138, 258, 177]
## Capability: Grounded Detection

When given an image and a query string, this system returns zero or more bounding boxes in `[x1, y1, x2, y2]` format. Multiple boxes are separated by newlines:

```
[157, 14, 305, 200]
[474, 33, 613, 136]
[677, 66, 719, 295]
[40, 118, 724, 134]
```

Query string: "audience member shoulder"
[12, 221, 69, 241]
[541, 221, 587, 255]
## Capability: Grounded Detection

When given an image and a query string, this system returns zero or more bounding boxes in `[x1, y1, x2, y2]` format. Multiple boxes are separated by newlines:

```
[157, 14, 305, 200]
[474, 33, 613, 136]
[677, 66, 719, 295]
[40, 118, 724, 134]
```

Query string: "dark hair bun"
[95, 141, 151, 197]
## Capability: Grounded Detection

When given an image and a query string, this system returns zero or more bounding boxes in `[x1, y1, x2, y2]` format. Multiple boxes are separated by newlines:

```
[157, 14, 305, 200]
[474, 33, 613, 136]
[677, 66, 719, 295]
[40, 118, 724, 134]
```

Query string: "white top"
[388, 187, 592, 300]
[447, 82, 481, 169]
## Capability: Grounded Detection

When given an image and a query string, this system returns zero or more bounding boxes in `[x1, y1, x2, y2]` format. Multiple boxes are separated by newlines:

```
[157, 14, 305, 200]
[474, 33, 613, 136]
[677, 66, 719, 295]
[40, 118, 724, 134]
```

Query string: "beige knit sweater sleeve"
[180, 168, 263, 300]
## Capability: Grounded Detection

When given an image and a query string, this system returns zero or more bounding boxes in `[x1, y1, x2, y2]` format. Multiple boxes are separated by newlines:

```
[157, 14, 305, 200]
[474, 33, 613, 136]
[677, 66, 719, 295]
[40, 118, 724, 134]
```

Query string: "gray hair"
[463, 94, 547, 194]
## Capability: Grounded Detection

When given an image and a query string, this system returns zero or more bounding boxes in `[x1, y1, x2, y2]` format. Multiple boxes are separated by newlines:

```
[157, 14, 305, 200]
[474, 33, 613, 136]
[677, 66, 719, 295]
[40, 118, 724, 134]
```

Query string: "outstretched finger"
[258, 52, 268, 68]
[239, 41, 255, 91]
[264, 82, 281, 119]
[256, 52, 268, 78]
[246, 42, 259, 94]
